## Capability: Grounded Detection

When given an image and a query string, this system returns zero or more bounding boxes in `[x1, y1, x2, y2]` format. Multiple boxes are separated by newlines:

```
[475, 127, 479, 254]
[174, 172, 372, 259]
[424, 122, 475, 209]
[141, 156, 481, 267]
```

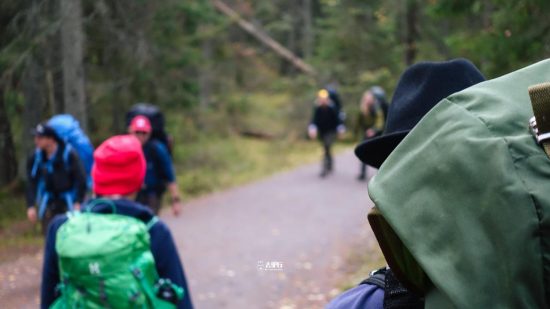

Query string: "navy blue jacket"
[41, 199, 193, 309]
[326, 283, 384, 309]
[143, 140, 176, 193]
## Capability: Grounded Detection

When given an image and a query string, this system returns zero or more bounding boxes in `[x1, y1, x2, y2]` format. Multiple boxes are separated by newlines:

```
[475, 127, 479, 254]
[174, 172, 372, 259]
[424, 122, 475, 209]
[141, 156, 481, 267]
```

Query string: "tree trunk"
[60, 0, 87, 131]
[199, 28, 213, 109]
[45, 0, 64, 115]
[0, 87, 18, 186]
[281, 7, 298, 75]
[302, 0, 313, 59]
[21, 56, 46, 178]
[404, 0, 418, 66]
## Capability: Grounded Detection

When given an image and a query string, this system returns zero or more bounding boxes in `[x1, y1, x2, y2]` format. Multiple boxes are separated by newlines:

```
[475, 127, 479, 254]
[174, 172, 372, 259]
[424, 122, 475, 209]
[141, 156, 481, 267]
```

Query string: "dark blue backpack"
[48, 114, 94, 188]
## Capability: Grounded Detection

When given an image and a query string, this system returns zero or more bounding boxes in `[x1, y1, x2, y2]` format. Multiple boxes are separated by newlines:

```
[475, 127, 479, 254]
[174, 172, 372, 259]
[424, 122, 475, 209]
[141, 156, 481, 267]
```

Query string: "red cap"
[129, 115, 152, 133]
[91, 135, 146, 196]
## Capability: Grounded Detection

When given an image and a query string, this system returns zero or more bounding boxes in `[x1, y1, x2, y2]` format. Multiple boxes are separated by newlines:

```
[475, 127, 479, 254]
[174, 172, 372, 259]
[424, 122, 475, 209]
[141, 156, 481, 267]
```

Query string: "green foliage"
[427, 0, 550, 77]
[2, 0, 550, 234]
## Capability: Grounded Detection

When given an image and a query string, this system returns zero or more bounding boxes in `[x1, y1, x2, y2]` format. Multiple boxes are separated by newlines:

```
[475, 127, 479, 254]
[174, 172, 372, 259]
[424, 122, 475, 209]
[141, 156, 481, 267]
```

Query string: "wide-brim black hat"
[355, 58, 485, 168]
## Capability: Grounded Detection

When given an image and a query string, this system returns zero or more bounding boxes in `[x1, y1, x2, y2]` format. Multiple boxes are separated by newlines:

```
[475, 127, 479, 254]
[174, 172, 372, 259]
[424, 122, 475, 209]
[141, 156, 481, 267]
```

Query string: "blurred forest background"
[0, 0, 550, 227]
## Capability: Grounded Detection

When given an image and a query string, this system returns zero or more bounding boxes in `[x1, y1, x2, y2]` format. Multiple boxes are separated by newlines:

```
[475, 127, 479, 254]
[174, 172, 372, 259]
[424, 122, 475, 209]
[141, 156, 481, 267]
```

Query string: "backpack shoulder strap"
[62, 144, 72, 169]
[528, 82, 550, 157]
[360, 267, 387, 289]
[31, 149, 42, 178]
[383, 268, 425, 309]
[146, 216, 159, 230]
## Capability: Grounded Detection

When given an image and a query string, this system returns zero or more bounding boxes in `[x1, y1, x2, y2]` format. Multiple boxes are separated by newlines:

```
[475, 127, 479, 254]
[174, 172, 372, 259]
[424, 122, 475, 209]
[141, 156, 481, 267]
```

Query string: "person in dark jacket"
[326, 59, 485, 309]
[26, 123, 87, 234]
[128, 115, 182, 215]
[308, 89, 345, 177]
[40, 134, 194, 309]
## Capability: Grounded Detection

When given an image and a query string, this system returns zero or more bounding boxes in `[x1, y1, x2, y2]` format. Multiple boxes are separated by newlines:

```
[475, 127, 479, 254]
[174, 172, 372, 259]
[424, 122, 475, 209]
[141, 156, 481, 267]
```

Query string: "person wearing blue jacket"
[40, 134, 193, 309]
[129, 115, 182, 215]
[26, 123, 87, 235]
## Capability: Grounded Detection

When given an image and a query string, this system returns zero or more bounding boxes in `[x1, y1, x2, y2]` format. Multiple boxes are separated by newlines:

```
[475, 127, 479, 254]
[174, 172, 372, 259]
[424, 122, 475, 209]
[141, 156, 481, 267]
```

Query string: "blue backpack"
[48, 115, 94, 188]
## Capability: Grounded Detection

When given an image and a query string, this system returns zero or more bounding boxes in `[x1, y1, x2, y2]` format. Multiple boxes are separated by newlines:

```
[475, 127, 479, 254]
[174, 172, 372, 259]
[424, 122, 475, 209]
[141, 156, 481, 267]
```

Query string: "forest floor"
[0, 150, 384, 309]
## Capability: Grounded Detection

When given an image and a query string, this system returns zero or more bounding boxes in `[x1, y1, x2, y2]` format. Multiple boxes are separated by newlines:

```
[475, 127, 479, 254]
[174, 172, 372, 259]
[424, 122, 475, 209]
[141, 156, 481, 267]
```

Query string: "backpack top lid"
[126, 103, 172, 155]
[48, 114, 81, 139]
[48, 114, 94, 174]
[126, 103, 165, 134]
[368, 59, 550, 308]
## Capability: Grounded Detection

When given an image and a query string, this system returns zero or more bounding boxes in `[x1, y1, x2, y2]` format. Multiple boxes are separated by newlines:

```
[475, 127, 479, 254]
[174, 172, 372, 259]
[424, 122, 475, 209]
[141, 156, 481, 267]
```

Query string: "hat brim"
[354, 130, 409, 169]
[31, 128, 50, 138]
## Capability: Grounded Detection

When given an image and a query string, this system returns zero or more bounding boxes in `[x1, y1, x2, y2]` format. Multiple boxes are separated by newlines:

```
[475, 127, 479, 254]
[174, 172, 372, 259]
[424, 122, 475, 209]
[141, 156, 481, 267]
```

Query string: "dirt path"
[164, 150, 381, 308]
[0, 150, 382, 308]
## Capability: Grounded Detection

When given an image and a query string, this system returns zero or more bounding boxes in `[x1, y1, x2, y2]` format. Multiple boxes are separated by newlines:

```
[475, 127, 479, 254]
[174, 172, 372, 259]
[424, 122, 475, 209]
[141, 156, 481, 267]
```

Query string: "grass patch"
[0, 191, 27, 229]
[0, 193, 43, 264]
[177, 135, 322, 198]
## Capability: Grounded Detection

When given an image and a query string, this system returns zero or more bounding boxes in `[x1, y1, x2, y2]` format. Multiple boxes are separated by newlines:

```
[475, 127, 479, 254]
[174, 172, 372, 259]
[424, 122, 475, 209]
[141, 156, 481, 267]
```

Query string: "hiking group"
[308, 83, 389, 180]
[23, 57, 550, 308]
[25, 104, 193, 308]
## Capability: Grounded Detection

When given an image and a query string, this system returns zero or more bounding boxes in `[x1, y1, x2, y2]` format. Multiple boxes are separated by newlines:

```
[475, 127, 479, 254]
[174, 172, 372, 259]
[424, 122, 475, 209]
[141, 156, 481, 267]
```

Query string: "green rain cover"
[368, 59, 550, 308]
[52, 212, 176, 308]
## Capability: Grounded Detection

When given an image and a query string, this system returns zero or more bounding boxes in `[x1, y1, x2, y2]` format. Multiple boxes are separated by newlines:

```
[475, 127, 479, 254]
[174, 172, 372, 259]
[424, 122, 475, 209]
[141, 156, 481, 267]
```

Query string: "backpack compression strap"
[528, 82, 550, 157]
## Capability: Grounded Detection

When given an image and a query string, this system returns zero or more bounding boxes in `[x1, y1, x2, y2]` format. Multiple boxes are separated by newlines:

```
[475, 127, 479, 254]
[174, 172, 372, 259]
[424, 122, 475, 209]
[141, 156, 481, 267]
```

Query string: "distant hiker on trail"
[355, 87, 387, 181]
[128, 115, 182, 216]
[26, 123, 87, 234]
[41, 134, 194, 309]
[308, 89, 345, 177]
[326, 59, 485, 309]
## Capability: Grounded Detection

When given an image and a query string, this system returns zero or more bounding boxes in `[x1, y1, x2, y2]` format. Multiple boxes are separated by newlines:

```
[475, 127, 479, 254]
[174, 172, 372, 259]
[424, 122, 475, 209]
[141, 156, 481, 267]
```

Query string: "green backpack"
[368, 59, 550, 308]
[50, 200, 184, 308]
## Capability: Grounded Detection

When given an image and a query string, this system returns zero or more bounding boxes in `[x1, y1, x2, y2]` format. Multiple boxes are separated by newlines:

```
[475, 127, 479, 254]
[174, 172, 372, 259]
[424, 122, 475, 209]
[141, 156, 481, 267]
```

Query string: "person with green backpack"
[327, 58, 485, 308]
[362, 59, 550, 308]
[40, 134, 193, 308]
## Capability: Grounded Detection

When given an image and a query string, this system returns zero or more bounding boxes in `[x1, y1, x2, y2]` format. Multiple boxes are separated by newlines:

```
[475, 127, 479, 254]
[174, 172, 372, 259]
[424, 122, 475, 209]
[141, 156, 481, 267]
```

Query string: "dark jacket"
[142, 139, 176, 193]
[40, 199, 194, 309]
[26, 143, 87, 208]
[310, 103, 343, 136]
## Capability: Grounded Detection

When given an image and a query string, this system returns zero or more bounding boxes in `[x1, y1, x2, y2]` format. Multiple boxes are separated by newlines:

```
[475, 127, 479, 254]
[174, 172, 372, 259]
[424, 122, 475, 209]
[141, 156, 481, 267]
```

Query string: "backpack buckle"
[529, 116, 550, 144]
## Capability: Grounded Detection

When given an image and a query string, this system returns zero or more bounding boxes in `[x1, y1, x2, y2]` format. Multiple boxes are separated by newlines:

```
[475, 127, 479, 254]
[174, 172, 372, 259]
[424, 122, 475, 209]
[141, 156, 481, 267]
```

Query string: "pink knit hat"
[92, 135, 146, 195]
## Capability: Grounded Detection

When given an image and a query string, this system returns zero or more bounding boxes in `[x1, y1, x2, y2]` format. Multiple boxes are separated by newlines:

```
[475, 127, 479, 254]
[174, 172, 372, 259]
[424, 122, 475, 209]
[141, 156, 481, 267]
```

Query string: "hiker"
[326, 58, 485, 308]
[355, 87, 386, 181]
[128, 115, 182, 215]
[41, 134, 194, 308]
[26, 123, 87, 234]
[359, 60, 550, 307]
[308, 89, 346, 177]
